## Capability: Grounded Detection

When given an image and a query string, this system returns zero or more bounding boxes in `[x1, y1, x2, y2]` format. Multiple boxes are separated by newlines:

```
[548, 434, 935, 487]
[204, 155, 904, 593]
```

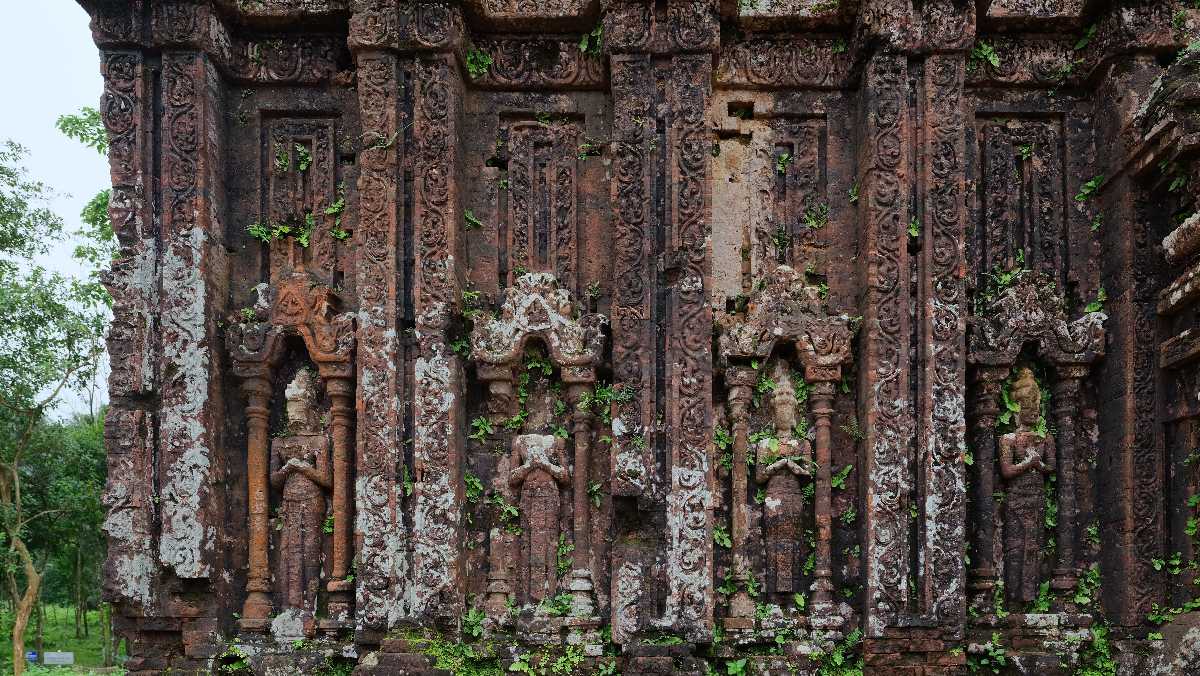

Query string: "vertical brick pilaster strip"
[350, 43, 405, 630]
[919, 54, 968, 626]
[663, 53, 714, 639]
[99, 46, 161, 610]
[608, 53, 654, 498]
[157, 50, 227, 580]
[408, 49, 465, 621]
[861, 52, 914, 637]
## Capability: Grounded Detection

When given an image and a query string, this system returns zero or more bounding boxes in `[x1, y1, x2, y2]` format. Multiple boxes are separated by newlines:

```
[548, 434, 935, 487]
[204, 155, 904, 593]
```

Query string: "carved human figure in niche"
[509, 434, 569, 605]
[270, 368, 332, 625]
[756, 358, 813, 597]
[999, 366, 1056, 605]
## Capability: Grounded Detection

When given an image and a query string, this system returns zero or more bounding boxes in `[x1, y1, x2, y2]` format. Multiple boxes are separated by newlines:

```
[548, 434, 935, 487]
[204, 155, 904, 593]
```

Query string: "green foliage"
[848, 181, 860, 203]
[830, 464, 853, 490]
[403, 631, 504, 676]
[907, 217, 920, 237]
[465, 209, 485, 231]
[713, 523, 732, 548]
[326, 184, 349, 240]
[1073, 563, 1101, 607]
[839, 505, 857, 526]
[541, 592, 573, 617]
[294, 143, 312, 172]
[776, 152, 794, 175]
[219, 645, 252, 674]
[55, 108, 107, 155]
[578, 382, 634, 425]
[488, 494, 521, 534]
[588, 480, 602, 508]
[465, 471, 485, 502]
[579, 23, 604, 57]
[967, 632, 1007, 674]
[816, 628, 864, 675]
[555, 533, 575, 575]
[1075, 175, 1104, 202]
[1075, 24, 1098, 51]
[1029, 581, 1052, 613]
[772, 225, 791, 253]
[1018, 143, 1034, 161]
[0, 141, 110, 670]
[469, 416, 495, 441]
[462, 606, 486, 639]
[803, 202, 830, 230]
[466, 45, 494, 79]
[970, 42, 1000, 70]
[1076, 624, 1118, 676]
[1084, 286, 1107, 313]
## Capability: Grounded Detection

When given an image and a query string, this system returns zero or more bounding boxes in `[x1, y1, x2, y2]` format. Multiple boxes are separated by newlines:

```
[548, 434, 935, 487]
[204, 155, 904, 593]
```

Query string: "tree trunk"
[100, 603, 112, 667]
[10, 536, 41, 676]
[75, 542, 83, 638]
[35, 594, 44, 665]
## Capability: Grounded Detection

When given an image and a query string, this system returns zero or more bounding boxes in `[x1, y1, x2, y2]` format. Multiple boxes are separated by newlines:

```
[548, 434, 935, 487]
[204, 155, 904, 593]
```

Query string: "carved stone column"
[1051, 365, 1088, 590]
[240, 373, 273, 631]
[968, 366, 1007, 606]
[808, 378, 838, 611]
[724, 366, 756, 629]
[323, 373, 355, 624]
[566, 373, 598, 618]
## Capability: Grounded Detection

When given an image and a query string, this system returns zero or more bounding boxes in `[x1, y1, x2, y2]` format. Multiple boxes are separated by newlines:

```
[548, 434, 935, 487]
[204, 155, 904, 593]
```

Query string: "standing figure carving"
[757, 359, 813, 596]
[998, 367, 1055, 605]
[270, 368, 332, 628]
[719, 265, 854, 630]
[227, 274, 356, 634]
[510, 434, 570, 604]
[968, 269, 1105, 612]
[470, 272, 607, 626]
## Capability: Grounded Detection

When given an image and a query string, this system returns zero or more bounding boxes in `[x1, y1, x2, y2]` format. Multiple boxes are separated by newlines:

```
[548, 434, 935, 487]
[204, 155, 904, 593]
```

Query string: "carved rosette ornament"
[226, 274, 356, 634]
[718, 265, 854, 631]
[470, 272, 607, 630]
[968, 269, 1106, 611]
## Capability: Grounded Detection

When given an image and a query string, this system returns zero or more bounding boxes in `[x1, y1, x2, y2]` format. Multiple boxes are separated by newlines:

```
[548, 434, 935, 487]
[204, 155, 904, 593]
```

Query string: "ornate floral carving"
[861, 52, 912, 637]
[716, 37, 850, 89]
[472, 38, 605, 90]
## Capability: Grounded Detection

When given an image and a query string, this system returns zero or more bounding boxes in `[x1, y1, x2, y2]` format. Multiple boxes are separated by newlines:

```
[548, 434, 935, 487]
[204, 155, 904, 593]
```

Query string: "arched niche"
[226, 272, 356, 637]
[967, 269, 1106, 619]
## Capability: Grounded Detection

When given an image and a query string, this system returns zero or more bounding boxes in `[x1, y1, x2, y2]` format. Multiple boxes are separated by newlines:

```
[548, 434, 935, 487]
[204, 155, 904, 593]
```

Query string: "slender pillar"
[809, 379, 837, 607]
[724, 367, 755, 628]
[241, 374, 273, 630]
[568, 381, 594, 565]
[325, 376, 355, 607]
[1052, 367, 1087, 590]
[967, 367, 1006, 604]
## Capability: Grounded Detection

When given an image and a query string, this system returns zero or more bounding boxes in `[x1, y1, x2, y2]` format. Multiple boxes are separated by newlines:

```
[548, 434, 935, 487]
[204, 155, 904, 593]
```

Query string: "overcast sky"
[1, 2, 111, 415]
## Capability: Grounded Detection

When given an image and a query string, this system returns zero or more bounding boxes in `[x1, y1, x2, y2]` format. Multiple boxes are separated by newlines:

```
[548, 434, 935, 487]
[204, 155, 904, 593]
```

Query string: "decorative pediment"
[969, 269, 1106, 367]
[718, 265, 854, 370]
[471, 272, 606, 369]
[227, 274, 355, 378]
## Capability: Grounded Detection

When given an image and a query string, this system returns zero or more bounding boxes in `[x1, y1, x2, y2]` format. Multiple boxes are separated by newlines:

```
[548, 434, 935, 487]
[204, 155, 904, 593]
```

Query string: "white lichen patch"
[157, 227, 214, 579]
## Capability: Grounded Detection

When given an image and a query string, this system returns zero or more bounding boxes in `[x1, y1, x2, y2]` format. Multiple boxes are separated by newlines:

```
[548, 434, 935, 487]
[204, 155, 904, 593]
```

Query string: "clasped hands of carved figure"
[1017, 447, 1055, 474]
[274, 456, 331, 489]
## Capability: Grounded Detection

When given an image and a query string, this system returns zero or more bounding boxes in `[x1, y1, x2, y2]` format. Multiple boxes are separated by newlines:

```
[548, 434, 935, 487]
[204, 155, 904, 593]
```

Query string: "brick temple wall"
[79, 0, 1200, 673]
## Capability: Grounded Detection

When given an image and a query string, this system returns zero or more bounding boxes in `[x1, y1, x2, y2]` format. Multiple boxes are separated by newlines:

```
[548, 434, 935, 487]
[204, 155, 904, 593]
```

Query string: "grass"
[0, 605, 125, 673]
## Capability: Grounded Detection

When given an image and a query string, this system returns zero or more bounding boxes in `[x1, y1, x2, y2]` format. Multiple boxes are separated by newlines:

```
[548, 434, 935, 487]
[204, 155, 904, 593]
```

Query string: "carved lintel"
[968, 269, 1106, 368]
